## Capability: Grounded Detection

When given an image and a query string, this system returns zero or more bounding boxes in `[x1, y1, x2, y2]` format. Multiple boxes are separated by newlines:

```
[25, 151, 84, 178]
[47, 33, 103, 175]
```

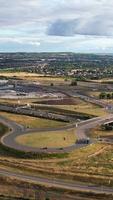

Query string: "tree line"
[99, 92, 113, 99]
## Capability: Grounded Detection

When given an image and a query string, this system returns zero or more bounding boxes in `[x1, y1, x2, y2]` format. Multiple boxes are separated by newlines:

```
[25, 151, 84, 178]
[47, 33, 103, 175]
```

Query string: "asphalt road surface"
[1, 91, 113, 196]
[1, 92, 113, 153]
[0, 168, 113, 195]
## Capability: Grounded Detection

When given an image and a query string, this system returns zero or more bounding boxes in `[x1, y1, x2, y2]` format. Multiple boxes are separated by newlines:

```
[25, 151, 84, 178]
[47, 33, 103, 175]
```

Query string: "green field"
[52, 102, 107, 117]
[0, 112, 67, 129]
[90, 126, 113, 138]
[0, 72, 70, 85]
[16, 129, 76, 148]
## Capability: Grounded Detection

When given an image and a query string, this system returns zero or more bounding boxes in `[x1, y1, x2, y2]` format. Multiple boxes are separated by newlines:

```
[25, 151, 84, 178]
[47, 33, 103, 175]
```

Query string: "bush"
[99, 92, 106, 99]
[50, 83, 54, 86]
[99, 92, 113, 99]
[70, 79, 77, 86]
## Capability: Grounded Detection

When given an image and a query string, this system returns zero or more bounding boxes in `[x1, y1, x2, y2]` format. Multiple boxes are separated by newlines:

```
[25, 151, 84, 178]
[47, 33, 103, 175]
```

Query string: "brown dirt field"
[35, 97, 80, 105]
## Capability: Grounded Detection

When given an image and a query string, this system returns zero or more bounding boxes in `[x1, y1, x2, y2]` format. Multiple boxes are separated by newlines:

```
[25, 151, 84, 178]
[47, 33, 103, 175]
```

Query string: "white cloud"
[0, 0, 113, 52]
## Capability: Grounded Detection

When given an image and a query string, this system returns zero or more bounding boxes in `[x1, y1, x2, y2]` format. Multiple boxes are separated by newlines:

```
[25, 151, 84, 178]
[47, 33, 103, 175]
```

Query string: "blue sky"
[1, 0, 113, 52]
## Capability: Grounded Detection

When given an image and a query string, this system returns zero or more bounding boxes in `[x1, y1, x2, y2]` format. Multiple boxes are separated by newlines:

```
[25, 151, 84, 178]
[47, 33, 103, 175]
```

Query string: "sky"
[1, 0, 113, 53]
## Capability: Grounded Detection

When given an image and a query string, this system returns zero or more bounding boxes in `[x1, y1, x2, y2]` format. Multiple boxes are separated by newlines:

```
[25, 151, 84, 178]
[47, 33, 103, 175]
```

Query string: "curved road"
[0, 115, 98, 153]
[1, 92, 113, 195]
[1, 114, 113, 153]
[0, 92, 113, 153]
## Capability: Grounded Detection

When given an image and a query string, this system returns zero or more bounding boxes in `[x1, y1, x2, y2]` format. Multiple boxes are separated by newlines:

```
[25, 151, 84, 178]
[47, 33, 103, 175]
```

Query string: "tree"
[50, 83, 54, 86]
[70, 79, 77, 86]
[111, 93, 113, 99]
[99, 92, 106, 99]
[64, 78, 68, 82]
[106, 93, 112, 99]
